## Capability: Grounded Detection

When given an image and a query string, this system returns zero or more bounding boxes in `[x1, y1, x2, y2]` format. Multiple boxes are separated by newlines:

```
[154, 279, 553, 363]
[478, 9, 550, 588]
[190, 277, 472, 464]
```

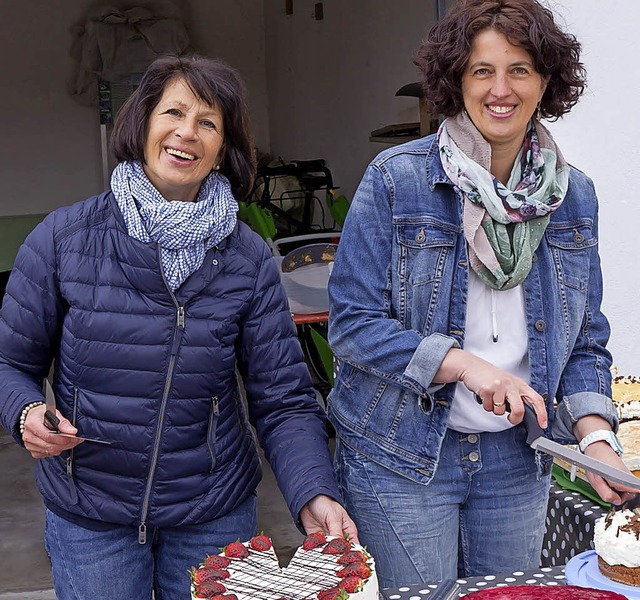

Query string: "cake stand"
[565, 550, 640, 599]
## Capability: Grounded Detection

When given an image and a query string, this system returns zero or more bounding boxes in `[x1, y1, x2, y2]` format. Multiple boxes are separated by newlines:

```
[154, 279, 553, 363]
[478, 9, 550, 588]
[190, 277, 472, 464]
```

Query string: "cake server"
[520, 402, 640, 492]
[43, 380, 111, 445]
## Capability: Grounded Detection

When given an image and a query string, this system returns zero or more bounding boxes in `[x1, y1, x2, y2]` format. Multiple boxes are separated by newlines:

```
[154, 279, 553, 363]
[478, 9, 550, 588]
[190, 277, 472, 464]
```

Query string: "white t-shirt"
[447, 270, 531, 433]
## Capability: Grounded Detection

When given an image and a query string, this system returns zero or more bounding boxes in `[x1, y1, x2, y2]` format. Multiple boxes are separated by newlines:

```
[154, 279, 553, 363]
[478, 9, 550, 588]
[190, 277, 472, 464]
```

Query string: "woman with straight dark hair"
[0, 55, 356, 599]
[328, 0, 635, 588]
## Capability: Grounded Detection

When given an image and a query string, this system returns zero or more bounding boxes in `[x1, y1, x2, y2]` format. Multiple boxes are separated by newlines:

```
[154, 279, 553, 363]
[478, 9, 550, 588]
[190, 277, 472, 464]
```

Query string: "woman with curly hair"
[327, 0, 635, 587]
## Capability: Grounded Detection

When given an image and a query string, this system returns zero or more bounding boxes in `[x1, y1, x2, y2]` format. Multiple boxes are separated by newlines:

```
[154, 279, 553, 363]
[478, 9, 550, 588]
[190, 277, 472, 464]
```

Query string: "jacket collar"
[423, 134, 455, 191]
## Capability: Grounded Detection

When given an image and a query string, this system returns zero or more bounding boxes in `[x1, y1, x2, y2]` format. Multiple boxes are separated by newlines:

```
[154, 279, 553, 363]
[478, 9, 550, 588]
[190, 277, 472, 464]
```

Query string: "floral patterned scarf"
[438, 111, 569, 290]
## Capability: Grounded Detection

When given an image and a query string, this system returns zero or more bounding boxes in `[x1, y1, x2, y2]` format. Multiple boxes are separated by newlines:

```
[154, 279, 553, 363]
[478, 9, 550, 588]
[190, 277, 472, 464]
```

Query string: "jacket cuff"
[404, 333, 460, 394]
[552, 392, 619, 445]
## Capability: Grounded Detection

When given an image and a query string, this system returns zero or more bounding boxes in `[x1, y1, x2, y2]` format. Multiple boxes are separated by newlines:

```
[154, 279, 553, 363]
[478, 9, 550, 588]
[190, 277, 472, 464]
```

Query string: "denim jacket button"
[415, 229, 426, 244]
[573, 230, 585, 244]
[467, 434, 478, 444]
[535, 320, 546, 332]
[468, 451, 479, 462]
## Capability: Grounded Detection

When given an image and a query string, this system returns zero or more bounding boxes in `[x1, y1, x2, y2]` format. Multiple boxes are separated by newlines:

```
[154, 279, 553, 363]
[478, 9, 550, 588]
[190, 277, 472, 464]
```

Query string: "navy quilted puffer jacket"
[0, 192, 340, 536]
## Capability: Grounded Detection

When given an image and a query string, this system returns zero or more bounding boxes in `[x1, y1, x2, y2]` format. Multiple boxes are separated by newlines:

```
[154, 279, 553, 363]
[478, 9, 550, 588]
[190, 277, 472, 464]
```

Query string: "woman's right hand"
[435, 348, 548, 428]
[21, 404, 83, 459]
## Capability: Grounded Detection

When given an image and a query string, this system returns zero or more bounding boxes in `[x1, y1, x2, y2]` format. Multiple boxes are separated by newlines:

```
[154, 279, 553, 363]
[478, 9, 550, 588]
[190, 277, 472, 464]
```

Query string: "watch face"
[611, 432, 624, 455]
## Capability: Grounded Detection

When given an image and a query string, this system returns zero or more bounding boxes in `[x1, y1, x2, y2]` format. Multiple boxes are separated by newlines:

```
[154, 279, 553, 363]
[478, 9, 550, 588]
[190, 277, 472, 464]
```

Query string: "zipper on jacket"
[138, 247, 186, 543]
[67, 388, 78, 476]
[64, 388, 80, 505]
[207, 396, 220, 473]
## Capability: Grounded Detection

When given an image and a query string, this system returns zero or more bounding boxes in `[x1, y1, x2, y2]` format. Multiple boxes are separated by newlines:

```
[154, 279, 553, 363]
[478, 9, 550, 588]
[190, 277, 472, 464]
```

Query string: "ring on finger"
[493, 401, 505, 408]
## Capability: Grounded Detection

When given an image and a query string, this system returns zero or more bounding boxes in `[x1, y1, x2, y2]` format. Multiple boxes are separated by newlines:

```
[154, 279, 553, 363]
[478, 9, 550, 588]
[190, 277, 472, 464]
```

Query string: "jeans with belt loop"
[44, 493, 257, 600]
[334, 425, 551, 589]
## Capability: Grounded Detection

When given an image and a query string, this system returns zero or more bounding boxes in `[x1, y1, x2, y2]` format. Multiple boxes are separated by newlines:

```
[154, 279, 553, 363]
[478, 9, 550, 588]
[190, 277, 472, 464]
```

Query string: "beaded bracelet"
[19, 401, 45, 437]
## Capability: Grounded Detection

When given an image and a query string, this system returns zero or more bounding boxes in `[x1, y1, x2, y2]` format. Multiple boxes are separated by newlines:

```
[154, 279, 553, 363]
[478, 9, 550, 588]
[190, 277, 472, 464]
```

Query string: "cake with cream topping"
[612, 375, 640, 424]
[594, 507, 640, 587]
[190, 533, 378, 600]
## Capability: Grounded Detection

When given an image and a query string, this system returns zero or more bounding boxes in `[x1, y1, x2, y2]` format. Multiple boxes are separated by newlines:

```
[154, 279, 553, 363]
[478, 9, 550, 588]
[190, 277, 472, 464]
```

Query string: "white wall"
[1, 1, 103, 215]
[0, 0, 268, 216]
[548, 0, 640, 373]
[263, 0, 438, 201]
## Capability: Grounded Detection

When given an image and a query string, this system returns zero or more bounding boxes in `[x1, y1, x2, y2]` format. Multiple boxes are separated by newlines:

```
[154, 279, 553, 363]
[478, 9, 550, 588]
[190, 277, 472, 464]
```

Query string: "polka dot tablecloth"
[381, 481, 609, 599]
[541, 480, 607, 567]
[381, 566, 567, 599]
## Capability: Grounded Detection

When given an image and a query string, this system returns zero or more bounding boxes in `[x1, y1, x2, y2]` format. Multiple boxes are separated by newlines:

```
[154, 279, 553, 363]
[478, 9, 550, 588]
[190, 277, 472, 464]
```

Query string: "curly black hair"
[414, 0, 586, 120]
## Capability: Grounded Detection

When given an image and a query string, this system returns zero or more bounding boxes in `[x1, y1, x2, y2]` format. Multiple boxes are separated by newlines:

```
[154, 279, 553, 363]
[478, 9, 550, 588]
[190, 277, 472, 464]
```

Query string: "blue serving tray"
[565, 550, 640, 599]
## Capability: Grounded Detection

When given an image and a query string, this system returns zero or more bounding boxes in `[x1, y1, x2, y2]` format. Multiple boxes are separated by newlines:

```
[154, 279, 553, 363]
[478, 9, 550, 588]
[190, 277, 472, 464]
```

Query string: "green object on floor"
[551, 463, 611, 509]
[309, 326, 334, 386]
[237, 202, 276, 242]
[326, 190, 350, 228]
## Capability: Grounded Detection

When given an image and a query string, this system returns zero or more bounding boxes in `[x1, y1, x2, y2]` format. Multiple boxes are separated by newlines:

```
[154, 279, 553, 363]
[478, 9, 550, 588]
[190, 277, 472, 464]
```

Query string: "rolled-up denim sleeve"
[328, 162, 458, 397]
[553, 392, 618, 444]
[551, 197, 617, 445]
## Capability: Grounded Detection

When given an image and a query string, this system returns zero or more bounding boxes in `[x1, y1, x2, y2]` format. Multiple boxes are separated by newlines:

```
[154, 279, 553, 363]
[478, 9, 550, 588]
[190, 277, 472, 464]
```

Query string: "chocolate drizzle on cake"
[604, 507, 640, 541]
[191, 536, 377, 600]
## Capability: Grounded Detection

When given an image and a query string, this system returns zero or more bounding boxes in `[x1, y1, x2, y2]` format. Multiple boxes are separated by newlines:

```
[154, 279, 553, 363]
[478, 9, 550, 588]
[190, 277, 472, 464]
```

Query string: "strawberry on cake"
[190, 533, 379, 600]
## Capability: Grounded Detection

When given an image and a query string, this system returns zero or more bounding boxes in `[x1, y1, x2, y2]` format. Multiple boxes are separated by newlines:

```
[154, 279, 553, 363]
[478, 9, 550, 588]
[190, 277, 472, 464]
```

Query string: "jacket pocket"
[395, 220, 457, 285]
[394, 218, 460, 331]
[62, 387, 80, 505]
[207, 396, 220, 473]
[545, 220, 595, 292]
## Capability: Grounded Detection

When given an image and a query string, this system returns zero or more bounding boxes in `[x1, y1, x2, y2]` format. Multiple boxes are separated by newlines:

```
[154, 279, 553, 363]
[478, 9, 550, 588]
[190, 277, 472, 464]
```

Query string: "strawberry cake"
[594, 507, 640, 587]
[189, 533, 379, 600]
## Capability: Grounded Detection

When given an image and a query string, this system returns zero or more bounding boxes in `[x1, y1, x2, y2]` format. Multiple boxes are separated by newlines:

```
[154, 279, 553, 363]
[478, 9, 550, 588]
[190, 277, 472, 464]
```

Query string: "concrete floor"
[0, 429, 309, 598]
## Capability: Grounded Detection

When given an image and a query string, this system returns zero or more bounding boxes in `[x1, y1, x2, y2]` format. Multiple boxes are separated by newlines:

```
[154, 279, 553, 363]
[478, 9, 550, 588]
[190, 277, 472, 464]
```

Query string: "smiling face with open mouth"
[143, 77, 225, 202]
[461, 28, 548, 161]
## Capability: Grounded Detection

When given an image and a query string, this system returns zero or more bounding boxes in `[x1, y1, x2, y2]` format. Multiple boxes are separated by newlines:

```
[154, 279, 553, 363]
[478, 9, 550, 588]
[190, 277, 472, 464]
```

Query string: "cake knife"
[520, 402, 640, 492]
[474, 394, 640, 491]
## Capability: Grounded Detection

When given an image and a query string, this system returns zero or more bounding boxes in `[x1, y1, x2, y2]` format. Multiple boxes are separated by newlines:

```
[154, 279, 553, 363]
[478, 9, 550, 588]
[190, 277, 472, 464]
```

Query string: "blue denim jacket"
[327, 134, 617, 483]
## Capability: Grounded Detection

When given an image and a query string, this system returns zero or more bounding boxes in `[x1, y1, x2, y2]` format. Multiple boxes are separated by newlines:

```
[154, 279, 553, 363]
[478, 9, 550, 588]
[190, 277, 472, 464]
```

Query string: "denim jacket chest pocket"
[394, 219, 461, 333]
[545, 220, 596, 291]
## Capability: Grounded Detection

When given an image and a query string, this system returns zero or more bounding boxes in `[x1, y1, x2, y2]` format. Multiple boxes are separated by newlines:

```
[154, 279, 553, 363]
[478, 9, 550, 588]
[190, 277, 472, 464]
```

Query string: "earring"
[535, 100, 542, 120]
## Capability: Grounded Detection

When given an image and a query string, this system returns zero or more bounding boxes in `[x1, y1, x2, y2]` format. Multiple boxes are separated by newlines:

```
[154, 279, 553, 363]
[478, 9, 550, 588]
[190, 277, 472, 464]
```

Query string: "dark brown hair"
[414, 0, 586, 120]
[110, 55, 256, 200]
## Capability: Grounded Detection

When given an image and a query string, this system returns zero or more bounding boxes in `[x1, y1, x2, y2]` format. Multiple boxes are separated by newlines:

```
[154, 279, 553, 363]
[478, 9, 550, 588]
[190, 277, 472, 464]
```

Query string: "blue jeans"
[334, 426, 551, 589]
[44, 494, 257, 600]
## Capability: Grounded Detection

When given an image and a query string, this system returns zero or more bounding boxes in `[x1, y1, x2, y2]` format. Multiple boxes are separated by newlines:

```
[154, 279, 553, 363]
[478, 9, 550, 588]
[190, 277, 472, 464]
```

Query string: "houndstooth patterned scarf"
[111, 161, 237, 291]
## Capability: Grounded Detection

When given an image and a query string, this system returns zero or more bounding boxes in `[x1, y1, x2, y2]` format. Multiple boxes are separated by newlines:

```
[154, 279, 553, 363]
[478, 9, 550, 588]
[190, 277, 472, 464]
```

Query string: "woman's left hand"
[583, 441, 638, 506]
[574, 415, 637, 505]
[299, 494, 359, 544]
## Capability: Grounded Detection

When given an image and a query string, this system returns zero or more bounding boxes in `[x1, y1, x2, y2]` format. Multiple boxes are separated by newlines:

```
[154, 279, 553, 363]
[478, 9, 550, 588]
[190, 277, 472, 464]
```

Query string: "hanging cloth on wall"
[69, 1, 192, 106]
